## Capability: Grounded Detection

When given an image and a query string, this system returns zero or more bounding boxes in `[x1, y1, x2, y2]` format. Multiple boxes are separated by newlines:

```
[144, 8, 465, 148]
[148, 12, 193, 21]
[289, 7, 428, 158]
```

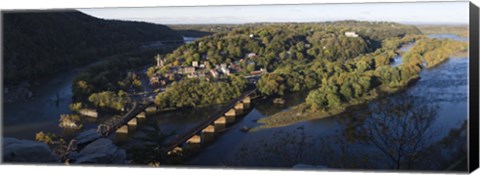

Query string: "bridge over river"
[94, 87, 259, 152]
[88, 75, 262, 162]
[159, 88, 259, 157]
[96, 101, 155, 137]
[91, 88, 259, 163]
[95, 74, 262, 136]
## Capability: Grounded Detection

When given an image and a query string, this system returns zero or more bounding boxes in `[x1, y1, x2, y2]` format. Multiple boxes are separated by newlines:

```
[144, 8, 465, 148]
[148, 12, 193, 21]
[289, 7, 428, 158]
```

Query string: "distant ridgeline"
[3, 10, 182, 86]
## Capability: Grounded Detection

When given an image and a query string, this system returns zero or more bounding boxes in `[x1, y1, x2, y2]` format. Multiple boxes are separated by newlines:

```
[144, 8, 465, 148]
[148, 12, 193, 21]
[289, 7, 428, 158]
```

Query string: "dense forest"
[148, 21, 422, 109]
[3, 10, 182, 86]
[69, 21, 466, 118]
[154, 75, 247, 109]
[162, 21, 421, 70]
[402, 38, 467, 68]
[256, 35, 467, 128]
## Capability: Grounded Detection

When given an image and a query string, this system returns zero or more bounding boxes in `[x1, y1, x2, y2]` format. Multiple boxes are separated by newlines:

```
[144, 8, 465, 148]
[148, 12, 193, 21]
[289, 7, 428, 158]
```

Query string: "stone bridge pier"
[163, 90, 257, 158]
[186, 135, 201, 151]
[201, 125, 215, 143]
[214, 117, 226, 131]
[115, 105, 157, 135]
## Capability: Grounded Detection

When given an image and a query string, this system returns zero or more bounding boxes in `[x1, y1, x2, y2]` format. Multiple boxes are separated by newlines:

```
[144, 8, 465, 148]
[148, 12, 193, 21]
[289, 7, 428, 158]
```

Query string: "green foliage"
[306, 83, 344, 110]
[69, 102, 83, 112]
[417, 25, 468, 37]
[58, 114, 82, 129]
[119, 73, 143, 91]
[88, 91, 131, 111]
[158, 21, 421, 74]
[273, 62, 320, 92]
[145, 22, 422, 113]
[306, 88, 328, 110]
[257, 73, 286, 96]
[246, 64, 256, 72]
[73, 80, 94, 100]
[302, 34, 426, 111]
[35, 131, 58, 144]
[73, 56, 154, 101]
[339, 82, 353, 101]
[403, 38, 467, 68]
[229, 74, 248, 91]
[154, 77, 245, 109]
[381, 34, 424, 50]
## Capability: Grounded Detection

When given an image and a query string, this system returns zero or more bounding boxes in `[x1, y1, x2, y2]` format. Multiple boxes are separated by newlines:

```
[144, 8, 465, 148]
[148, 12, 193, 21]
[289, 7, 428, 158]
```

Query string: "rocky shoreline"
[3, 131, 127, 165]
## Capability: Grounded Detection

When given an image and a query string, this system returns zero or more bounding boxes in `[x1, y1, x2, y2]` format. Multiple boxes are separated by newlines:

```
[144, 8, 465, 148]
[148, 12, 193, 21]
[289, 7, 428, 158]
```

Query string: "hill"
[159, 21, 422, 69]
[2, 10, 182, 86]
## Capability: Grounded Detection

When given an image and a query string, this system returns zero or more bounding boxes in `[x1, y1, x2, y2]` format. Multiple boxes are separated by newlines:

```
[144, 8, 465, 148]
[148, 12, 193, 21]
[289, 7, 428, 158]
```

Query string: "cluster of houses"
[149, 52, 265, 88]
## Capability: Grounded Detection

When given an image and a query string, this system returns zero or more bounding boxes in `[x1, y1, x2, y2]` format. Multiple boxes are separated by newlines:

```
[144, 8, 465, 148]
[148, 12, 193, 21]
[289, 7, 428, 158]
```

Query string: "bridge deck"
[98, 101, 154, 136]
[160, 88, 257, 155]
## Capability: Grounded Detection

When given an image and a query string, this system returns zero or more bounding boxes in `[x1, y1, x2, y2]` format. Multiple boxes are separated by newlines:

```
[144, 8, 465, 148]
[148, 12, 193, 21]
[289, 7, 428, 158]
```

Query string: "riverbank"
[252, 72, 420, 131]
[252, 48, 467, 130]
[424, 49, 468, 69]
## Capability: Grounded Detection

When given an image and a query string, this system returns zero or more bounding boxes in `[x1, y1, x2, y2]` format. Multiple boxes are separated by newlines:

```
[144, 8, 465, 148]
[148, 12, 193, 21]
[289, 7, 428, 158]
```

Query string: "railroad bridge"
[159, 88, 259, 157]
[93, 79, 261, 163]
[96, 88, 259, 140]
[96, 100, 157, 137]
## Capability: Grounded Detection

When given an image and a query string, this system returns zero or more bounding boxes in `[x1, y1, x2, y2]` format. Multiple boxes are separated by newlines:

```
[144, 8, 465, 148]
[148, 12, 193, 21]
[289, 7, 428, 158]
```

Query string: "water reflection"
[225, 93, 466, 170]
[190, 47, 468, 170]
[339, 93, 439, 169]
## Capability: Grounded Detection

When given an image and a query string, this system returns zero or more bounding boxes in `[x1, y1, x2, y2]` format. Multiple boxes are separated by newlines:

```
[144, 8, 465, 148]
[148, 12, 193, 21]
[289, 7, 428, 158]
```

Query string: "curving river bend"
[2, 34, 469, 169]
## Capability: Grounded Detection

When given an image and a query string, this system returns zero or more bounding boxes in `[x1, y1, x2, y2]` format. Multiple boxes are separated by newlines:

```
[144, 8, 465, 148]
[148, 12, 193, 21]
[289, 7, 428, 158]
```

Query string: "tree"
[69, 102, 83, 112]
[228, 127, 323, 167]
[133, 79, 142, 88]
[229, 75, 247, 92]
[73, 80, 93, 99]
[345, 94, 438, 169]
[296, 52, 304, 61]
[306, 88, 328, 110]
[339, 83, 353, 101]
[257, 73, 286, 96]
[154, 78, 241, 109]
[326, 93, 342, 108]
[88, 91, 130, 111]
[146, 67, 157, 77]
[246, 64, 256, 72]
[155, 93, 168, 109]
[35, 131, 57, 144]
[358, 76, 372, 92]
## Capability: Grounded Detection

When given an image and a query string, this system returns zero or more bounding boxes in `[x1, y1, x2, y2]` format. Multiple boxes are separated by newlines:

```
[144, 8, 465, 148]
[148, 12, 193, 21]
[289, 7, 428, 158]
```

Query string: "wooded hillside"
[3, 10, 182, 85]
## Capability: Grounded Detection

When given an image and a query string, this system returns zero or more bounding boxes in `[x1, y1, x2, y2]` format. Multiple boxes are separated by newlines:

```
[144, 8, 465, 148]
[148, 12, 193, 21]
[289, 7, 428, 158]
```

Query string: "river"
[3, 64, 90, 140]
[183, 36, 198, 44]
[184, 54, 467, 167]
[2, 34, 468, 170]
[119, 34, 468, 169]
[2, 36, 200, 140]
[182, 34, 468, 168]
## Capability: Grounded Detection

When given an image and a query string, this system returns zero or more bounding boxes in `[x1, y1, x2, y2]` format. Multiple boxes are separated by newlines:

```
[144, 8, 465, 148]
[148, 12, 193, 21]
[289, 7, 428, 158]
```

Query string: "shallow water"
[185, 34, 469, 168]
[2, 34, 468, 169]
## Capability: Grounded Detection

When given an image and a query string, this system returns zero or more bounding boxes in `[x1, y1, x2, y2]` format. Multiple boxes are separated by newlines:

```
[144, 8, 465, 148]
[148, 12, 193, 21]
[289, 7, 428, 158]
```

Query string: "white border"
[0, 0, 478, 175]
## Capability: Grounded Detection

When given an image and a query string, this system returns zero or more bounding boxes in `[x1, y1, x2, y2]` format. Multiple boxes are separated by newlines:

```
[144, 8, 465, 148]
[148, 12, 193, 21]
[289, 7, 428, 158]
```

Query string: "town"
[148, 52, 265, 89]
